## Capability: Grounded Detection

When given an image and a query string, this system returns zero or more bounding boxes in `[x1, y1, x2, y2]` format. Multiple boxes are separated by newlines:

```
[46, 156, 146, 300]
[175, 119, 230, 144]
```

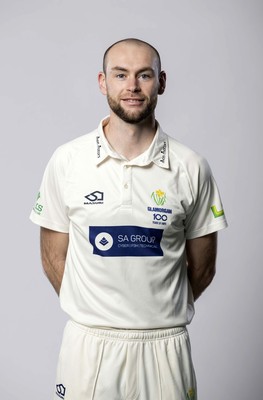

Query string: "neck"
[103, 112, 157, 160]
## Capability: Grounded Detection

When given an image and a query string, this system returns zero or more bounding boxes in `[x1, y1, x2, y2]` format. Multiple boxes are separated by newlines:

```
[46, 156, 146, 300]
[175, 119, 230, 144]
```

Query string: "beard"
[106, 93, 158, 124]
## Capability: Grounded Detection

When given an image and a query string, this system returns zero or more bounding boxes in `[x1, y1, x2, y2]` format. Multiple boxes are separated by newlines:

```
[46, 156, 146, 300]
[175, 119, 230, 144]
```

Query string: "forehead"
[105, 42, 159, 72]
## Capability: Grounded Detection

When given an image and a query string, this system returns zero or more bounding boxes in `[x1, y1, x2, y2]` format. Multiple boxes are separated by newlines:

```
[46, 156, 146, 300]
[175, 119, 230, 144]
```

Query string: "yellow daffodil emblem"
[151, 189, 167, 206]
[186, 388, 196, 400]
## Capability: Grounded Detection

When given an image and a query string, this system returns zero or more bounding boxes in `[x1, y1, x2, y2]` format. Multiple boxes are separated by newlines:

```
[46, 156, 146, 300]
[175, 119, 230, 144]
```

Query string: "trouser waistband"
[70, 320, 187, 342]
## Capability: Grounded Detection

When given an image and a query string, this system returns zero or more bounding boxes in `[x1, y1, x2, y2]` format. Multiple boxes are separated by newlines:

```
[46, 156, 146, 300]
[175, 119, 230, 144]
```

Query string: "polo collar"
[95, 117, 169, 169]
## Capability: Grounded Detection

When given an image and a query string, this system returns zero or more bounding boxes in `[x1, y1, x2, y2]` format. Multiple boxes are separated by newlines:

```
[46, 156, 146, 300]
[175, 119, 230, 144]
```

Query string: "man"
[30, 38, 227, 400]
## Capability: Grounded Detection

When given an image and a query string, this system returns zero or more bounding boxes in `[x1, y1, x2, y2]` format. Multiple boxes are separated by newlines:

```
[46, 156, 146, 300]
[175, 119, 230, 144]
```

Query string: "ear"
[98, 72, 107, 95]
[158, 71, 166, 95]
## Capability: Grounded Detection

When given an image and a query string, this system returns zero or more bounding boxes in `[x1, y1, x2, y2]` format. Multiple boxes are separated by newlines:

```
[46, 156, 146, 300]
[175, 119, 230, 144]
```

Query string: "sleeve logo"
[33, 192, 44, 215]
[211, 205, 225, 218]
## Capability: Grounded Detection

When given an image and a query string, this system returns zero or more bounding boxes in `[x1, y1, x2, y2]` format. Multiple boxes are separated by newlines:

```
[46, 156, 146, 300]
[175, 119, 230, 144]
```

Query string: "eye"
[139, 73, 151, 80]
[116, 73, 126, 79]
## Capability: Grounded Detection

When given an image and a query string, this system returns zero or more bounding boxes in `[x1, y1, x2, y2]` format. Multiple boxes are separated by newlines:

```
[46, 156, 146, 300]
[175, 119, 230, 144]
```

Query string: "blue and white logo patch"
[89, 226, 164, 257]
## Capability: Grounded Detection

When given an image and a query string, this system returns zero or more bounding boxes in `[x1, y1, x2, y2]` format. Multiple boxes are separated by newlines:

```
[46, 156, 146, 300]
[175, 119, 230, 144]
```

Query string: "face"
[99, 43, 166, 124]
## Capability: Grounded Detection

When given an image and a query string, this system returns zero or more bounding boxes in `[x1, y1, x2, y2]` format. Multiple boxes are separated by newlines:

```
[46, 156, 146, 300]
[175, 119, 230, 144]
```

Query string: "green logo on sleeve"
[211, 205, 224, 218]
[186, 388, 196, 400]
[33, 192, 44, 215]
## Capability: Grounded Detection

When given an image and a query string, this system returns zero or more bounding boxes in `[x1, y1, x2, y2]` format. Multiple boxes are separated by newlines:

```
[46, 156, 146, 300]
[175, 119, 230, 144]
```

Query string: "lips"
[122, 98, 144, 105]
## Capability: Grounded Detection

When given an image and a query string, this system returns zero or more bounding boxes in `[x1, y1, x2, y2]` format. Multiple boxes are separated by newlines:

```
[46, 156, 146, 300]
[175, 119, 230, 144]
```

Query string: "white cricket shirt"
[30, 117, 228, 329]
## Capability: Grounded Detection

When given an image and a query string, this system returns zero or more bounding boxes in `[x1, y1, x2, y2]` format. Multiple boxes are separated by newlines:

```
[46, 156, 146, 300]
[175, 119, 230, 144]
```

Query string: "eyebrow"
[110, 66, 155, 74]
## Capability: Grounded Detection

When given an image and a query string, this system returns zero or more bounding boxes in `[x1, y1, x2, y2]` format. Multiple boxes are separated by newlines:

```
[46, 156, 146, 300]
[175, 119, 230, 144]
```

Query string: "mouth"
[121, 98, 145, 105]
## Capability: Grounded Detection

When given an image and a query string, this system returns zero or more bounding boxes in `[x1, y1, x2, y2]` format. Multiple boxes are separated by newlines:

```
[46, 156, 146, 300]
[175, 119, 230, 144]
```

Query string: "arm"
[186, 232, 218, 301]
[40, 227, 69, 295]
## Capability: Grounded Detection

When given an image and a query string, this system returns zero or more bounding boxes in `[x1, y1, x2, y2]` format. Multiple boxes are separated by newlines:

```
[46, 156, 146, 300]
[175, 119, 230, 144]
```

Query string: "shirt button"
[124, 183, 129, 189]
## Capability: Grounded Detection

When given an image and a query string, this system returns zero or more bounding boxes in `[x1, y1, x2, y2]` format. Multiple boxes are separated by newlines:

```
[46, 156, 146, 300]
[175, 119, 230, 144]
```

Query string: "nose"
[127, 77, 141, 93]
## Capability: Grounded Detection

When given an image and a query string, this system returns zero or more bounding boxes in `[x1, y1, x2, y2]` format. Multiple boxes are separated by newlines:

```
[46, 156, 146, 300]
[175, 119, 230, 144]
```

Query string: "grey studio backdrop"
[0, 0, 262, 399]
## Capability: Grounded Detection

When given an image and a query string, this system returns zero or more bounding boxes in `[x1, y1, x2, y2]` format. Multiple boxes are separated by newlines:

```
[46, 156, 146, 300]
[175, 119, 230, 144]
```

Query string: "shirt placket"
[121, 164, 132, 210]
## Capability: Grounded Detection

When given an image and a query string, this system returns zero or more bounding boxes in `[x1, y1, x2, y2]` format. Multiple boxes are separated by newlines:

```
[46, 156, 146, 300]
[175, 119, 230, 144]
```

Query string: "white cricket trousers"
[54, 320, 197, 400]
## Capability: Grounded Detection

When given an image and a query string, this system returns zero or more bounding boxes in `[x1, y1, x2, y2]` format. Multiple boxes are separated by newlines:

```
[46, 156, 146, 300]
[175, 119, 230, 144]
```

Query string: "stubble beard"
[107, 93, 158, 124]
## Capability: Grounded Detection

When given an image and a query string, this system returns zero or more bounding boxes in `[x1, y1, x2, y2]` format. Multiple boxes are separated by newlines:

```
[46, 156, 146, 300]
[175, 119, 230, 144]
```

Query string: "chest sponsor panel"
[89, 226, 164, 257]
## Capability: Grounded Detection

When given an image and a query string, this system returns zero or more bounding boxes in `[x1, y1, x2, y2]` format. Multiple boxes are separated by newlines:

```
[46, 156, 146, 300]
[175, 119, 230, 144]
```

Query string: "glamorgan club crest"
[151, 189, 167, 206]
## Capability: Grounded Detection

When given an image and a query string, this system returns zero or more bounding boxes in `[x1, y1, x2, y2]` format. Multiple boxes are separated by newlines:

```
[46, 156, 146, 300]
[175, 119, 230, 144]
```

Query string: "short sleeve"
[29, 148, 70, 233]
[185, 159, 228, 240]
